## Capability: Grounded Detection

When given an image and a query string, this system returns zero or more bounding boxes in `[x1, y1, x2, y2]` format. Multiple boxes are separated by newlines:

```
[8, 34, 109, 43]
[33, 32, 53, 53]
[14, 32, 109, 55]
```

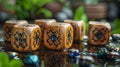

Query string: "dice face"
[3, 20, 28, 49]
[31, 28, 41, 50]
[44, 23, 73, 50]
[11, 24, 41, 52]
[44, 52, 66, 67]
[64, 20, 85, 43]
[88, 22, 111, 46]
[3, 24, 14, 42]
[34, 19, 56, 45]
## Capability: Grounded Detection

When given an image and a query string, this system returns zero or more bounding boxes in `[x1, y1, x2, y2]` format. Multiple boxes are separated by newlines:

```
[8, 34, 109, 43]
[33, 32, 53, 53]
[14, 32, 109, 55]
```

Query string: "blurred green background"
[0, 0, 120, 35]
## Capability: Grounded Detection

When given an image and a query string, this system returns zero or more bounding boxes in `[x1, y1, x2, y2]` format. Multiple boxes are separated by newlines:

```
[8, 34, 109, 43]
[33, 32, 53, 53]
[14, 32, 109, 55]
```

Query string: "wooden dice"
[44, 23, 73, 50]
[34, 19, 56, 45]
[11, 24, 41, 52]
[88, 21, 111, 46]
[64, 20, 85, 43]
[3, 20, 28, 49]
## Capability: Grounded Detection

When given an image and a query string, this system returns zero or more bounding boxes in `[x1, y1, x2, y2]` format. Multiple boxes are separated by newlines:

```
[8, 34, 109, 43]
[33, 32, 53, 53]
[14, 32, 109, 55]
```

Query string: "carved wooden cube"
[44, 23, 73, 50]
[88, 21, 111, 46]
[3, 20, 28, 49]
[34, 19, 56, 45]
[44, 51, 67, 67]
[11, 24, 41, 52]
[64, 20, 85, 43]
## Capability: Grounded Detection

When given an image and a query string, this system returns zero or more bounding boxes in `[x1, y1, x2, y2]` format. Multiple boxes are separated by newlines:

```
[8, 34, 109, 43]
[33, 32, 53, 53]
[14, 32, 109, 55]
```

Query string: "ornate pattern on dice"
[64, 20, 85, 43]
[34, 19, 56, 45]
[3, 20, 28, 49]
[13, 31, 28, 48]
[88, 21, 111, 46]
[92, 28, 106, 42]
[46, 29, 62, 47]
[4, 26, 13, 41]
[44, 52, 66, 67]
[11, 24, 41, 52]
[44, 23, 73, 50]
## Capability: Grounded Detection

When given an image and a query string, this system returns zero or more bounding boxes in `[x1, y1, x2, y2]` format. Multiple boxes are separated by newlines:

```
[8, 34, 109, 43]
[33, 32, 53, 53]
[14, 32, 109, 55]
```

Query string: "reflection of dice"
[3, 20, 28, 49]
[11, 24, 41, 52]
[64, 20, 85, 43]
[44, 51, 66, 67]
[88, 21, 111, 46]
[34, 19, 56, 45]
[44, 23, 73, 50]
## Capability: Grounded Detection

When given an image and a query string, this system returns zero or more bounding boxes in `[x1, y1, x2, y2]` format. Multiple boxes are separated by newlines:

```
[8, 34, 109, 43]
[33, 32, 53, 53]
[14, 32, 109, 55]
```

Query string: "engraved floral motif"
[92, 28, 106, 42]
[66, 28, 72, 45]
[47, 29, 61, 47]
[14, 31, 28, 48]
[33, 30, 41, 47]
[4, 26, 13, 40]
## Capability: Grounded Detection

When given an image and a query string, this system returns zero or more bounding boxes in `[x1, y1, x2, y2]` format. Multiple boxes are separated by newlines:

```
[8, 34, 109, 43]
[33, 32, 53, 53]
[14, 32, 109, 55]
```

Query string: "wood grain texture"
[88, 21, 111, 46]
[44, 23, 73, 50]
[3, 20, 28, 50]
[34, 19, 56, 46]
[11, 24, 41, 52]
[64, 20, 85, 43]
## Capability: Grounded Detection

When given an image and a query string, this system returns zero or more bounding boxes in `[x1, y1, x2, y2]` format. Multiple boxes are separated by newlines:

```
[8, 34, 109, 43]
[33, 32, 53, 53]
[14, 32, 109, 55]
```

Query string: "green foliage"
[9, 59, 22, 67]
[74, 6, 88, 34]
[0, 0, 14, 11]
[15, 0, 53, 19]
[0, 52, 23, 67]
[112, 19, 120, 34]
[1, 0, 53, 19]
[0, 52, 9, 67]
[37, 8, 52, 18]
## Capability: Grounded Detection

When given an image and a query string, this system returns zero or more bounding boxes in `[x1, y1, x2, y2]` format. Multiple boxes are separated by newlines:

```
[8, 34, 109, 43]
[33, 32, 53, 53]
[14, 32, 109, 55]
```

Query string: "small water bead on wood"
[44, 23, 73, 50]
[88, 21, 111, 46]
[3, 20, 28, 50]
[11, 24, 41, 52]
[34, 19, 56, 45]
[64, 20, 85, 43]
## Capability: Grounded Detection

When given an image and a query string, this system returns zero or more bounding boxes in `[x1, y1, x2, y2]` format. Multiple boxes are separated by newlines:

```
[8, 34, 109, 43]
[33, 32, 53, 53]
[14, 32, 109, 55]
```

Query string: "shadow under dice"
[11, 24, 41, 52]
[44, 23, 73, 50]
[88, 21, 111, 46]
